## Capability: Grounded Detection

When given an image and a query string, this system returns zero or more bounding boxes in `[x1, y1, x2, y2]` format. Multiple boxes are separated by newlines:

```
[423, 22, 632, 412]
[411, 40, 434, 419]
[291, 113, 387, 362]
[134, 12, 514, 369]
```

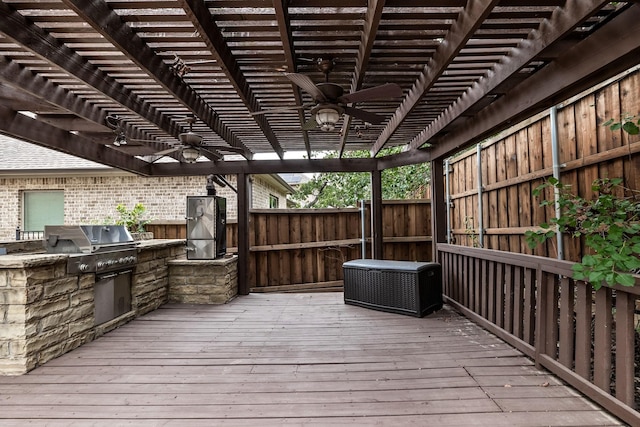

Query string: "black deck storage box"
[343, 259, 442, 317]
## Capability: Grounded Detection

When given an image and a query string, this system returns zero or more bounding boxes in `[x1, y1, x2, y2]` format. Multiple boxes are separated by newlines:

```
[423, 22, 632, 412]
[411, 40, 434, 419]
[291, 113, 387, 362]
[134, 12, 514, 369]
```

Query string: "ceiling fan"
[150, 116, 248, 163]
[253, 59, 403, 132]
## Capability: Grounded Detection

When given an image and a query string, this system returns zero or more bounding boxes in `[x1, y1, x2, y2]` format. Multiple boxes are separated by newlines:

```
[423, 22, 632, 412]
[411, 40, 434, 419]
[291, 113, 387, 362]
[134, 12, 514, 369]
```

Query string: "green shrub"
[105, 203, 151, 233]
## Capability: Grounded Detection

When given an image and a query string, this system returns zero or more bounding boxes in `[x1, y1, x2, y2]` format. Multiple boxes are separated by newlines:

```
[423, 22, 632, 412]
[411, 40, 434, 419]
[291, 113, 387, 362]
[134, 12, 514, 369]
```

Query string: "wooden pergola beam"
[0, 105, 151, 175]
[338, 0, 386, 157]
[60, 0, 251, 157]
[427, 3, 640, 161]
[179, 0, 284, 158]
[409, 0, 611, 150]
[0, 2, 185, 155]
[272, 0, 311, 157]
[148, 157, 379, 176]
[0, 55, 150, 145]
[370, 0, 499, 156]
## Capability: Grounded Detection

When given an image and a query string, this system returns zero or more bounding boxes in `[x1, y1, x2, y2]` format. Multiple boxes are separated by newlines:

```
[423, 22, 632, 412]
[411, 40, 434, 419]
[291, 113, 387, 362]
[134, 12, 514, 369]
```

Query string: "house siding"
[0, 174, 285, 240]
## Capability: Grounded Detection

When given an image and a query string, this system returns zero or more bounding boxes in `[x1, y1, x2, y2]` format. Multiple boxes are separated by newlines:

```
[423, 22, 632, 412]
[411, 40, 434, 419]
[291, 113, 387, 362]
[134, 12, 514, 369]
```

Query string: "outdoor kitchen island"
[0, 238, 212, 375]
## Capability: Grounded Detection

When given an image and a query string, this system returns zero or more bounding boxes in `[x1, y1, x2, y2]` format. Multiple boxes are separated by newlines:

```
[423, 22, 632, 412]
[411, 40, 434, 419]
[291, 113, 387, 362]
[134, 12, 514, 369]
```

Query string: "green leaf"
[616, 273, 636, 287]
[623, 257, 640, 270]
[572, 269, 586, 281]
[588, 271, 605, 284]
[622, 121, 640, 135]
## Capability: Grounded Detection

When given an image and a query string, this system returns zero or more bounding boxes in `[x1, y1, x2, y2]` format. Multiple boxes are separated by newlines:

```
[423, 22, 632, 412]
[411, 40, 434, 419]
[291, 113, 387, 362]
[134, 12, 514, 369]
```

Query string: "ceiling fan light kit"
[315, 107, 341, 132]
[181, 147, 200, 163]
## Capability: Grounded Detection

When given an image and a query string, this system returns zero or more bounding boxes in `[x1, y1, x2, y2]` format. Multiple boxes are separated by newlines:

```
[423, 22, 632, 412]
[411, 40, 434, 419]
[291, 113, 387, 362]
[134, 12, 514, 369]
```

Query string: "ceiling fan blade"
[343, 106, 386, 124]
[109, 145, 159, 156]
[200, 148, 223, 161]
[285, 73, 327, 102]
[250, 105, 306, 116]
[202, 143, 252, 159]
[301, 116, 318, 131]
[153, 147, 181, 156]
[202, 144, 248, 154]
[339, 83, 403, 104]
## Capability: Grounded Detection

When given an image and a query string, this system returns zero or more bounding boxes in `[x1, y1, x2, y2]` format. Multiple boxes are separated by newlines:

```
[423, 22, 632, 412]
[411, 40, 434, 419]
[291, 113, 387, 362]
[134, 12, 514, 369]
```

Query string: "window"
[23, 191, 64, 231]
[269, 194, 279, 209]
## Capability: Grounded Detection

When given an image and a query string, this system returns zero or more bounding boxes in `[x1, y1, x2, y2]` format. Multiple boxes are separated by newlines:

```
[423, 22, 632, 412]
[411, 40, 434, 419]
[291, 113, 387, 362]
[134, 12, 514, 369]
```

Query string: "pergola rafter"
[178, 0, 284, 158]
[272, 0, 311, 157]
[0, 1, 634, 173]
[370, 0, 499, 156]
[338, 0, 385, 157]
[60, 0, 251, 160]
[409, 0, 612, 151]
[427, 3, 640, 160]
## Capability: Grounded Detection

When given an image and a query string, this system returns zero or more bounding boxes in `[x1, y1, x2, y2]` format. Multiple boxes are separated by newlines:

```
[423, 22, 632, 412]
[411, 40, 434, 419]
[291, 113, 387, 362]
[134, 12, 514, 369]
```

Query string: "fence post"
[360, 200, 366, 259]
[370, 170, 383, 259]
[550, 105, 564, 260]
[476, 144, 484, 248]
[445, 158, 452, 244]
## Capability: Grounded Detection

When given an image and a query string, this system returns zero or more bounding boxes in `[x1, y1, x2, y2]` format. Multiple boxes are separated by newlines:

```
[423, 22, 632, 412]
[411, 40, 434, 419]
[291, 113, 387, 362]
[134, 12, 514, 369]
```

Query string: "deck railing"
[15, 227, 44, 241]
[438, 244, 640, 426]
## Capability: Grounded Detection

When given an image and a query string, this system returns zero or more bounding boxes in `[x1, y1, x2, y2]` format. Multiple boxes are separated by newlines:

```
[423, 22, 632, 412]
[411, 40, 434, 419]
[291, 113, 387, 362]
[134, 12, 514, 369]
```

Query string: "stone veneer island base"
[0, 239, 238, 375]
[168, 256, 238, 304]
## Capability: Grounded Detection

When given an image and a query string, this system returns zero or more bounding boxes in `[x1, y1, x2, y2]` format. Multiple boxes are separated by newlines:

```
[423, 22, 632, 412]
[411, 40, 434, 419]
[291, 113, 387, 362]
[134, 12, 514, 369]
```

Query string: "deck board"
[0, 293, 625, 426]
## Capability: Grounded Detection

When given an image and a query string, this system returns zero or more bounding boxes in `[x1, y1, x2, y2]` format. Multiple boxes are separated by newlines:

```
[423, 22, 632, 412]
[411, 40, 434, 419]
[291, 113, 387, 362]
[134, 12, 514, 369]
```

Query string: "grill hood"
[44, 225, 135, 254]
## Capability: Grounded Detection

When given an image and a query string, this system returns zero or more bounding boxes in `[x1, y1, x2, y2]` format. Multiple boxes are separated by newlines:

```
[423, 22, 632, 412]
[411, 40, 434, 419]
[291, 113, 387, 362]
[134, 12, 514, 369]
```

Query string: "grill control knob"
[96, 261, 106, 269]
[79, 263, 90, 272]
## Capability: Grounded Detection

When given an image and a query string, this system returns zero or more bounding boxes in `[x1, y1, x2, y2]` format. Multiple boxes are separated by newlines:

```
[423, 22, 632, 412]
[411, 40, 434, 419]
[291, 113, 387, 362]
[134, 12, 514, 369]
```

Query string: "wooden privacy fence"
[147, 200, 432, 291]
[438, 244, 640, 426]
[446, 66, 640, 261]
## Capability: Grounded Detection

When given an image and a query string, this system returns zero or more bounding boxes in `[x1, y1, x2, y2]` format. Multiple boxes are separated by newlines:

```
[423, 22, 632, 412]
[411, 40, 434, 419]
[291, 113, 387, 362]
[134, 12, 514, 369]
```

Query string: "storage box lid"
[343, 259, 439, 273]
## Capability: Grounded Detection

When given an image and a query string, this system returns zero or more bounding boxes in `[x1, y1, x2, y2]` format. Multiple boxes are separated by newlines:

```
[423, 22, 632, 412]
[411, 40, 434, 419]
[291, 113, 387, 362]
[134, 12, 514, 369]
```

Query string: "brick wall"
[252, 176, 284, 208]
[0, 174, 288, 241]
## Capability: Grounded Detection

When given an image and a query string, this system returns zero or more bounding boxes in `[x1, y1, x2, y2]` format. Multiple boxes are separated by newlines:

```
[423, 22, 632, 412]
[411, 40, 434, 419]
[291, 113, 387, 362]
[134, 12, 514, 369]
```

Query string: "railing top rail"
[438, 244, 640, 296]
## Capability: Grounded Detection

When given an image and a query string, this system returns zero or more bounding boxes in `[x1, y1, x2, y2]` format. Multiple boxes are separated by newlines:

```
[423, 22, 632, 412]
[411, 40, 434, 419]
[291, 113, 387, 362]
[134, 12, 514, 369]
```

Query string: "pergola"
[1, 1, 640, 295]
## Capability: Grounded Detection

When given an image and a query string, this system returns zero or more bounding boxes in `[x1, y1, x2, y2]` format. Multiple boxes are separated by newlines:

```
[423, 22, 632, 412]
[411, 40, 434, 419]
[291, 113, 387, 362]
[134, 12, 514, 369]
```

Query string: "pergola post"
[430, 159, 447, 262]
[370, 169, 384, 259]
[237, 173, 251, 295]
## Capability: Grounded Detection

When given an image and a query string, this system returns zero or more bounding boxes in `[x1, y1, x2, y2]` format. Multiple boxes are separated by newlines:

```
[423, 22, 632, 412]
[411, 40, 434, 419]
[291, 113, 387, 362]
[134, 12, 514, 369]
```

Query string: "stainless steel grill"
[44, 225, 138, 274]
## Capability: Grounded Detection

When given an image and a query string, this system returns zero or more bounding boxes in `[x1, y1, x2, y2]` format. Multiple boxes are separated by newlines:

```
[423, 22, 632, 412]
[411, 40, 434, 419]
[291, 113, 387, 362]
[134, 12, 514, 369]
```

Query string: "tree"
[289, 148, 431, 208]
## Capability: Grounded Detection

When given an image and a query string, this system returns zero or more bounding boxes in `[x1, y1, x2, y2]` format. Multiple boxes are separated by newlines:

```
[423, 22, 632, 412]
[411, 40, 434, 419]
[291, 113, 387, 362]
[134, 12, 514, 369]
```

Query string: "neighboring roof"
[260, 174, 296, 195]
[279, 173, 311, 186]
[0, 135, 110, 173]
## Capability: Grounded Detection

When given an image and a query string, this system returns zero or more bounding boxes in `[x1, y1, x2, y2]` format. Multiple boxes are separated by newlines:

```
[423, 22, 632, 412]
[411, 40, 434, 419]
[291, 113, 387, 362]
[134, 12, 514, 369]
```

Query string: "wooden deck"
[0, 293, 626, 426]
